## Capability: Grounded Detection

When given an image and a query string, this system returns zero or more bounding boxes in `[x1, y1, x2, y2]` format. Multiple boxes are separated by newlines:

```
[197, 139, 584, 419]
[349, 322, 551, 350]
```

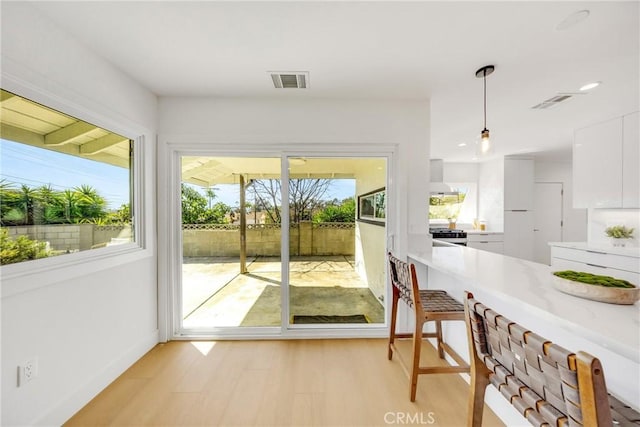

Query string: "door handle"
[533, 229, 540, 231]
[586, 263, 607, 269]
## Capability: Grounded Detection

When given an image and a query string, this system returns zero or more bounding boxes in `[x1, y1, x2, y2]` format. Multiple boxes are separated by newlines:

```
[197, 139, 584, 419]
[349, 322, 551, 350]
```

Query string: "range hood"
[430, 159, 457, 195]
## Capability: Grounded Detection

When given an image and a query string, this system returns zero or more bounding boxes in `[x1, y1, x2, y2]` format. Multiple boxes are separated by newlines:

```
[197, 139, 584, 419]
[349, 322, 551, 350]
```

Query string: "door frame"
[159, 142, 396, 340]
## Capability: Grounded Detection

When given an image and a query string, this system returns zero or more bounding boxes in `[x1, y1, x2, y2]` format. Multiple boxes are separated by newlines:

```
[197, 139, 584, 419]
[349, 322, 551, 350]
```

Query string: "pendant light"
[475, 65, 495, 155]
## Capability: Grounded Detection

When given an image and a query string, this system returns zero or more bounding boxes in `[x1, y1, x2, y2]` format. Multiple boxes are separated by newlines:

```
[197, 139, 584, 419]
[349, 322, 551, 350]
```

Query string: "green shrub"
[0, 229, 49, 265]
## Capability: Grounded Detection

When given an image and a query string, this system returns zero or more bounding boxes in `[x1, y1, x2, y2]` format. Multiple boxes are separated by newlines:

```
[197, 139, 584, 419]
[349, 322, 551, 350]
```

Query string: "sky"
[1, 139, 356, 210]
[0, 139, 130, 209]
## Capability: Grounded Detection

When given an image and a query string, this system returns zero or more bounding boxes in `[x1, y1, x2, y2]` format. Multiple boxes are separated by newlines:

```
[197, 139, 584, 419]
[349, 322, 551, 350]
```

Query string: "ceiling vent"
[531, 93, 584, 110]
[269, 71, 309, 89]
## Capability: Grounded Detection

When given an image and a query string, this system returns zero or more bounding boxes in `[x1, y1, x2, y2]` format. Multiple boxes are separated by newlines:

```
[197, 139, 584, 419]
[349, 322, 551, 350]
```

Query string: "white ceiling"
[30, 1, 639, 162]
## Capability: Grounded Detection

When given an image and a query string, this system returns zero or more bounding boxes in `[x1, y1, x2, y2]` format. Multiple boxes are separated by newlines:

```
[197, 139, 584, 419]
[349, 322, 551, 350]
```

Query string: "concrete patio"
[182, 255, 385, 328]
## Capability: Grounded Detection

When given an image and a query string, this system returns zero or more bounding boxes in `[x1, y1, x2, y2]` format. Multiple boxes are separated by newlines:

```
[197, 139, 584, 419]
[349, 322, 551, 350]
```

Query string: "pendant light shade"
[476, 65, 495, 156]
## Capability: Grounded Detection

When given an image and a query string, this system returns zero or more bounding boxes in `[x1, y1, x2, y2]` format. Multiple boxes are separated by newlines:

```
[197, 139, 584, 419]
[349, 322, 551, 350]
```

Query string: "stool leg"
[467, 363, 491, 427]
[436, 320, 445, 359]
[410, 318, 424, 402]
[388, 288, 399, 360]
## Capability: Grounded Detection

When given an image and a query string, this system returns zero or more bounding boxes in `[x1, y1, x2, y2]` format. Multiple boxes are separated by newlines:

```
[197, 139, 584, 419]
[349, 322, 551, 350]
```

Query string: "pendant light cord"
[483, 70, 487, 130]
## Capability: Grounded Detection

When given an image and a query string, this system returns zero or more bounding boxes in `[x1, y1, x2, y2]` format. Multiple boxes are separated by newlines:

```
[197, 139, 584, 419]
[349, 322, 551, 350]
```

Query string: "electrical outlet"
[17, 358, 38, 387]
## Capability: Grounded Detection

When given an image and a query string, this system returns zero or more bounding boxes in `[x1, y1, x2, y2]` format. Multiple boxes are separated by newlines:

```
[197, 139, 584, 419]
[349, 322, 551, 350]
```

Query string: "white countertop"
[549, 241, 640, 258]
[408, 246, 640, 363]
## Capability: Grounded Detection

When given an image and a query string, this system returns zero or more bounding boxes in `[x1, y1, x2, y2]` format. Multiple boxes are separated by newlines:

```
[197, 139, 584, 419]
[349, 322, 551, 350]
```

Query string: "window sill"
[0, 244, 152, 299]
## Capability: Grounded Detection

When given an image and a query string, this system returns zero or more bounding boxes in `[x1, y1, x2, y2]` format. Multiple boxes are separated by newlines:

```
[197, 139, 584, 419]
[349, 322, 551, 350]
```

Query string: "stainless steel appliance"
[429, 228, 468, 246]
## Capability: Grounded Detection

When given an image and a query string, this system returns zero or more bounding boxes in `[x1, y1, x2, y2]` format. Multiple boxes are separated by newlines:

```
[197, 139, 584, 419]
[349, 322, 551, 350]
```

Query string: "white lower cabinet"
[467, 233, 504, 254]
[550, 245, 640, 285]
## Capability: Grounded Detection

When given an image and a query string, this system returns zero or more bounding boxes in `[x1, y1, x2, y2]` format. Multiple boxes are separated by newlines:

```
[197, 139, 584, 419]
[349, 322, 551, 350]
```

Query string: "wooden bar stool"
[387, 252, 469, 402]
[463, 291, 639, 427]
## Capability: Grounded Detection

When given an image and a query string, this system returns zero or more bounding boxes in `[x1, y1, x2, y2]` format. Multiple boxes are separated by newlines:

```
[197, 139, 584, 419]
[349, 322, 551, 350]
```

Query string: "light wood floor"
[65, 339, 504, 426]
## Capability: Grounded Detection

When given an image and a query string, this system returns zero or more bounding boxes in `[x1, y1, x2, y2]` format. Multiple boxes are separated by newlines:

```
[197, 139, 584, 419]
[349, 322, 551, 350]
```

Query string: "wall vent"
[269, 71, 309, 89]
[531, 92, 584, 109]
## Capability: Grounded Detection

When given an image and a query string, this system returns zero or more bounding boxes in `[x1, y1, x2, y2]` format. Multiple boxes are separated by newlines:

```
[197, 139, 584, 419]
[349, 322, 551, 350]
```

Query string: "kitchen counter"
[549, 241, 640, 258]
[408, 245, 640, 414]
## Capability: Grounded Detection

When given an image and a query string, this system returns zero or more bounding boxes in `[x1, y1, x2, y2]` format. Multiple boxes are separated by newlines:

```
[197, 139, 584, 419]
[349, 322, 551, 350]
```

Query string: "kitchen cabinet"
[623, 112, 640, 208]
[467, 232, 504, 254]
[504, 158, 534, 210]
[503, 211, 534, 261]
[550, 244, 640, 285]
[573, 112, 639, 208]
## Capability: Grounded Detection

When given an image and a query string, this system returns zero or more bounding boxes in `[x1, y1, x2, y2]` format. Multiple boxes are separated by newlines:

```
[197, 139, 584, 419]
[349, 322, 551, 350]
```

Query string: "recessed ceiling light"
[556, 10, 590, 31]
[579, 81, 601, 91]
[458, 142, 467, 147]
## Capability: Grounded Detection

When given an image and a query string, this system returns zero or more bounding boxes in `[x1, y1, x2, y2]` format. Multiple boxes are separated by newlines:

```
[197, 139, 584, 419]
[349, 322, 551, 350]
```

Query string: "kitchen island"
[408, 245, 639, 425]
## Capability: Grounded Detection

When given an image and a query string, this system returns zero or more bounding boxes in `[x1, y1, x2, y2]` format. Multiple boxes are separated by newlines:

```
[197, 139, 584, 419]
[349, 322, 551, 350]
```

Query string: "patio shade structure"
[0, 89, 130, 168]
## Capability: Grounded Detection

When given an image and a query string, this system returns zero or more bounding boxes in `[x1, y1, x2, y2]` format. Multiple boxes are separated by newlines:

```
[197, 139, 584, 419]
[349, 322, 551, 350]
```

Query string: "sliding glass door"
[180, 156, 282, 329]
[286, 157, 386, 327]
[175, 152, 388, 335]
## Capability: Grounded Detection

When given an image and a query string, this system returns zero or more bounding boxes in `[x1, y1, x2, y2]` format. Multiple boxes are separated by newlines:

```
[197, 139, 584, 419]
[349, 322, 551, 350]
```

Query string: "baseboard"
[33, 329, 159, 426]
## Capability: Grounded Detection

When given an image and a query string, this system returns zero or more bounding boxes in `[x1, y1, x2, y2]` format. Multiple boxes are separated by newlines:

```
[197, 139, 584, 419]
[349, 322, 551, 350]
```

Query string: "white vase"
[611, 238, 629, 248]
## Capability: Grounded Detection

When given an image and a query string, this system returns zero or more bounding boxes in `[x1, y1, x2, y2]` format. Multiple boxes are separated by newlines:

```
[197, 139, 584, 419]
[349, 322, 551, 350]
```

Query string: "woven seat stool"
[387, 252, 470, 402]
[464, 291, 640, 427]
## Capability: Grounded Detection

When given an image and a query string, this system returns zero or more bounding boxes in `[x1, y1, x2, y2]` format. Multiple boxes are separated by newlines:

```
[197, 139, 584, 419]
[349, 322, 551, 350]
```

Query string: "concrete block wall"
[3, 225, 130, 252]
[182, 223, 355, 257]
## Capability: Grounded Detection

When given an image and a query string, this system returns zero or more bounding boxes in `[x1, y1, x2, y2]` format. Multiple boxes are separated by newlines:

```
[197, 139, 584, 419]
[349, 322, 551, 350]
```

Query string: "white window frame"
[160, 142, 396, 340]
[0, 82, 149, 299]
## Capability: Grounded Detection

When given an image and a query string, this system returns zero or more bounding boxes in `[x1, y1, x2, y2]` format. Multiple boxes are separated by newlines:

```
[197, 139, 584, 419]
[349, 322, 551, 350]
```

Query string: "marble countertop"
[548, 241, 640, 258]
[408, 246, 640, 363]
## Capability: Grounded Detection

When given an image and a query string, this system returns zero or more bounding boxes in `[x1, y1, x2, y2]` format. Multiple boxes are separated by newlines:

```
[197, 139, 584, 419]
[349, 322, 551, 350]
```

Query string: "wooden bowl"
[552, 276, 640, 305]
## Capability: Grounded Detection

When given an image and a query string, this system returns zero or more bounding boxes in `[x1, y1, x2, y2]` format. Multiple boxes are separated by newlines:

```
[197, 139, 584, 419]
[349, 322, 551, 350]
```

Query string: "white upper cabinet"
[573, 117, 624, 208]
[622, 111, 639, 208]
[504, 158, 534, 210]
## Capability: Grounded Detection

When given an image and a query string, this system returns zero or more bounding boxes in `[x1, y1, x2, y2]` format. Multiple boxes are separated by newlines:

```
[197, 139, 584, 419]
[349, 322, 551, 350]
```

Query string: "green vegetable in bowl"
[553, 270, 636, 288]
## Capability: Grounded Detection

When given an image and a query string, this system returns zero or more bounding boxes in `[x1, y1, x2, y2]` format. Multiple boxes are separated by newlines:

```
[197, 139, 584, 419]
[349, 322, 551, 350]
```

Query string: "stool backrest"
[388, 252, 421, 310]
[464, 292, 612, 426]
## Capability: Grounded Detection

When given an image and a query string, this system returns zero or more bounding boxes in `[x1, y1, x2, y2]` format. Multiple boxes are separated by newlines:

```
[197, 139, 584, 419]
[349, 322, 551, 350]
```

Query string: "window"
[429, 183, 477, 226]
[0, 89, 134, 266]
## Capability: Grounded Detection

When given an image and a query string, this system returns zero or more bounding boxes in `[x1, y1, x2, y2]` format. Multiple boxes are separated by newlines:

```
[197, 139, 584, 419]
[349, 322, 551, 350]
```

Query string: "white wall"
[1, 3, 158, 426]
[477, 158, 504, 232]
[158, 97, 431, 334]
[534, 160, 588, 243]
[354, 168, 387, 302]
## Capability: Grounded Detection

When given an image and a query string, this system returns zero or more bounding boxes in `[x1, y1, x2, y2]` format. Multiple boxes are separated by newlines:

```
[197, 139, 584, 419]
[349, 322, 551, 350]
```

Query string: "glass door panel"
[180, 156, 282, 329]
[286, 157, 387, 326]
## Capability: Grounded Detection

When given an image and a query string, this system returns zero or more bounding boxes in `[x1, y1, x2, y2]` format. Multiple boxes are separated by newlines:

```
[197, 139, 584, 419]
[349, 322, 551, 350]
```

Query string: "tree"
[0, 180, 18, 225]
[204, 186, 219, 209]
[59, 189, 80, 223]
[74, 185, 107, 222]
[251, 179, 332, 223]
[313, 197, 355, 223]
[17, 184, 39, 225]
[107, 203, 131, 225]
[36, 184, 61, 224]
[181, 184, 231, 224]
